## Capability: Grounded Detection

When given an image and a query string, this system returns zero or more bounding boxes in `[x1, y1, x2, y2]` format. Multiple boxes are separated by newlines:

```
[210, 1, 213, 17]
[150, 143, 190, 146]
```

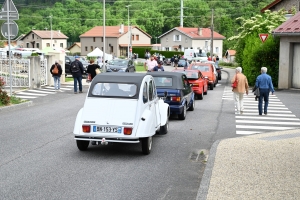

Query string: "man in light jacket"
[231, 67, 249, 114]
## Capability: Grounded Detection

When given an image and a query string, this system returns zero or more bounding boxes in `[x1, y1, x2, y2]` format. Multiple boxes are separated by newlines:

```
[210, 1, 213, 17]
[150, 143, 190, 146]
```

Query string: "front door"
[151, 79, 161, 128]
[148, 80, 159, 132]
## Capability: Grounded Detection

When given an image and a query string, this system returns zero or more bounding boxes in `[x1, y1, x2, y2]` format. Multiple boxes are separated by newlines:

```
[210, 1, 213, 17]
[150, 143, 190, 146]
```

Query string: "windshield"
[91, 83, 137, 97]
[173, 71, 199, 79]
[108, 60, 128, 65]
[153, 77, 173, 87]
[191, 65, 210, 72]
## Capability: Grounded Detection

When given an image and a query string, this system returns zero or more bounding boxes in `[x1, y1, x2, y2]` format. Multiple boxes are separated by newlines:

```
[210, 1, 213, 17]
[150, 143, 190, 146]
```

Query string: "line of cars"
[72, 58, 222, 155]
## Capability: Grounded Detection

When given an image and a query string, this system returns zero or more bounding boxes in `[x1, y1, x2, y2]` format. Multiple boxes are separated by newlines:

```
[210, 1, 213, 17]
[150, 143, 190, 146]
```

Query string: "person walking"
[231, 67, 249, 114]
[255, 67, 275, 115]
[144, 55, 158, 72]
[152, 61, 165, 71]
[170, 56, 175, 67]
[174, 57, 179, 69]
[86, 59, 101, 80]
[70, 56, 85, 94]
[50, 60, 62, 91]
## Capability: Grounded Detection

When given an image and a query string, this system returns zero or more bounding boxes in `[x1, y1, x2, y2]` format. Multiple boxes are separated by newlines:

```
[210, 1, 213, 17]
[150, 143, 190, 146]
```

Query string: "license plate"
[97, 126, 118, 133]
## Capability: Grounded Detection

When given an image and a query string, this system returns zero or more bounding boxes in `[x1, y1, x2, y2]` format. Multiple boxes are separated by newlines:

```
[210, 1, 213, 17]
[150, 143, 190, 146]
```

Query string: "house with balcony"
[79, 25, 152, 57]
[20, 30, 68, 50]
[158, 27, 226, 58]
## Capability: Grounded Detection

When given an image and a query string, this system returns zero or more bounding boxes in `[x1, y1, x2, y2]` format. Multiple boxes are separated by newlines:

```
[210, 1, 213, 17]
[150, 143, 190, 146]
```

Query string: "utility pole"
[180, 0, 183, 27]
[49, 15, 52, 48]
[210, 9, 214, 60]
[103, 0, 106, 72]
[126, 5, 131, 59]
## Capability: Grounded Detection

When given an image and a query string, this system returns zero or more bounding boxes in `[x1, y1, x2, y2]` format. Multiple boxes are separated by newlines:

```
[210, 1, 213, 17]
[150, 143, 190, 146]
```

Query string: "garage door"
[292, 43, 300, 88]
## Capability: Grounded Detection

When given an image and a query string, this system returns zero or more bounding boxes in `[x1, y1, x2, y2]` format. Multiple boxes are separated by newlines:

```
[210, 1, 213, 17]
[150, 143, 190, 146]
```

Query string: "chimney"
[119, 24, 124, 34]
[198, 28, 202, 36]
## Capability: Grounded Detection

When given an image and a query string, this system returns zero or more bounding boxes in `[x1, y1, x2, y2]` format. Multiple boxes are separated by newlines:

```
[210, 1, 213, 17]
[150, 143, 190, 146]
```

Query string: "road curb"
[0, 101, 33, 112]
[196, 139, 221, 200]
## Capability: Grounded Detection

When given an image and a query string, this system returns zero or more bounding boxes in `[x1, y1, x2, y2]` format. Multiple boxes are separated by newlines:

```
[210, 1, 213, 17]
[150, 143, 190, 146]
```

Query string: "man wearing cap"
[50, 60, 63, 91]
[144, 55, 158, 72]
[70, 56, 85, 94]
[152, 61, 165, 72]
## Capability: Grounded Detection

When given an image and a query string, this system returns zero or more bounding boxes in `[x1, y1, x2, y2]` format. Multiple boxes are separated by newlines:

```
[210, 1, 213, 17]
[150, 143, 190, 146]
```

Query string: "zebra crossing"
[222, 86, 300, 135]
[12, 85, 74, 99]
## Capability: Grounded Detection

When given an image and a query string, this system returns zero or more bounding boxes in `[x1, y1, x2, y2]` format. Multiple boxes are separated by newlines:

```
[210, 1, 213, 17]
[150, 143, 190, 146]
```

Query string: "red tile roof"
[272, 12, 300, 35]
[80, 26, 152, 38]
[21, 30, 68, 40]
[261, 0, 282, 13]
[226, 50, 236, 56]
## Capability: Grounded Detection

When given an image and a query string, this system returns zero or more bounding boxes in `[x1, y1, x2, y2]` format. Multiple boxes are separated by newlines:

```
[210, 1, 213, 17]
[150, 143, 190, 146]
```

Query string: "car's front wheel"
[141, 137, 152, 155]
[178, 104, 187, 120]
[76, 140, 89, 151]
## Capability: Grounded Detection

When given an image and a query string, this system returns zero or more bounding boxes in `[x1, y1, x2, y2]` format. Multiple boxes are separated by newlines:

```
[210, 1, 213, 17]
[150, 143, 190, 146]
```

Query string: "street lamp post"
[126, 5, 131, 59]
[103, 0, 106, 72]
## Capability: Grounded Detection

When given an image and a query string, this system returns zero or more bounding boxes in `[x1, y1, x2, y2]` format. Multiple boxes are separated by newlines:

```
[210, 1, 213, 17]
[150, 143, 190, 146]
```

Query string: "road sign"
[1, 20, 18, 39]
[0, 0, 19, 20]
[259, 34, 269, 43]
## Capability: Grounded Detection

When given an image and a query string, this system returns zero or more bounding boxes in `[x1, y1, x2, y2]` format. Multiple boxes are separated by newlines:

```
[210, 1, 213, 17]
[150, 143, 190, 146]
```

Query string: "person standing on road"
[50, 60, 62, 91]
[216, 56, 219, 66]
[174, 57, 179, 69]
[231, 67, 249, 114]
[70, 56, 85, 94]
[86, 59, 101, 80]
[255, 67, 275, 115]
[171, 56, 175, 67]
[144, 56, 158, 72]
[152, 61, 165, 71]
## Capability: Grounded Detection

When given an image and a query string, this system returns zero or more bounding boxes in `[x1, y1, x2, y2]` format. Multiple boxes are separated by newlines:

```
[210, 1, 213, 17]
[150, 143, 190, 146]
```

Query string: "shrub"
[0, 77, 10, 105]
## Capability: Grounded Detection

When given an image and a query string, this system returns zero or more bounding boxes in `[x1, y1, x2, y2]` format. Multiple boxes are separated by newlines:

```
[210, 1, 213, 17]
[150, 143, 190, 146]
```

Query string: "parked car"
[178, 58, 188, 68]
[188, 63, 217, 90]
[106, 59, 136, 72]
[65, 56, 88, 78]
[164, 58, 171, 65]
[204, 61, 222, 80]
[73, 73, 170, 155]
[148, 71, 195, 120]
[172, 69, 208, 100]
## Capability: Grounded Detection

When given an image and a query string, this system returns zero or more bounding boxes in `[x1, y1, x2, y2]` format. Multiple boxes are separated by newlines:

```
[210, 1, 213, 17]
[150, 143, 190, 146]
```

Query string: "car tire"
[218, 75, 221, 80]
[198, 91, 203, 100]
[141, 136, 152, 155]
[204, 88, 208, 95]
[159, 118, 169, 135]
[210, 84, 214, 90]
[76, 140, 89, 151]
[188, 99, 195, 111]
[178, 104, 187, 120]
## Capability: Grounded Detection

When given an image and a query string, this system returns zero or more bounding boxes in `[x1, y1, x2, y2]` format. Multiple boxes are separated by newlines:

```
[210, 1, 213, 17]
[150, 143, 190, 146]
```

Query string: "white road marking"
[27, 90, 56, 94]
[236, 125, 295, 130]
[235, 116, 300, 121]
[236, 120, 300, 125]
[238, 113, 296, 117]
[17, 92, 47, 96]
[15, 95, 37, 99]
[238, 109, 292, 113]
[236, 106, 288, 110]
[236, 131, 262, 135]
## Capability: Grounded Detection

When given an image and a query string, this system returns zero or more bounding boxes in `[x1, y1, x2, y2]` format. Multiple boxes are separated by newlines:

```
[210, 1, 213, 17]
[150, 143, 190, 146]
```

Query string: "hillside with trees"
[0, 0, 273, 54]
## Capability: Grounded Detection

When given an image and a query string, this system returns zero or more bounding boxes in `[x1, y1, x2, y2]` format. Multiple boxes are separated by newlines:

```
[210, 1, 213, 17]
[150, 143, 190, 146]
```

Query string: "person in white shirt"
[144, 56, 158, 72]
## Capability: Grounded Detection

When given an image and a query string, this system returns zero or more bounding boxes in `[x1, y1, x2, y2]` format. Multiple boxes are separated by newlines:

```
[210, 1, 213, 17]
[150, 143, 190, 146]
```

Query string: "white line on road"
[235, 116, 300, 121]
[236, 120, 300, 125]
[15, 95, 37, 99]
[236, 125, 295, 130]
[27, 90, 56, 94]
[236, 106, 288, 110]
[238, 109, 292, 113]
[237, 113, 296, 117]
[236, 131, 262, 135]
[17, 92, 47, 96]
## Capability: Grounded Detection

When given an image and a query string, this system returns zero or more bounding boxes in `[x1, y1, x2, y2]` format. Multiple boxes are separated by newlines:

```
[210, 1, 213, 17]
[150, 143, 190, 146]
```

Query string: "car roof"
[147, 71, 186, 89]
[173, 69, 199, 73]
[93, 73, 147, 84]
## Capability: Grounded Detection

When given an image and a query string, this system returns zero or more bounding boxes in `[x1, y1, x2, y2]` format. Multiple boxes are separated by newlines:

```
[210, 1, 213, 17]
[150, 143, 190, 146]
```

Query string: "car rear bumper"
[169, 104, 184, 115]
[75, 136, 140, 143]
[192, 87, 202, 94]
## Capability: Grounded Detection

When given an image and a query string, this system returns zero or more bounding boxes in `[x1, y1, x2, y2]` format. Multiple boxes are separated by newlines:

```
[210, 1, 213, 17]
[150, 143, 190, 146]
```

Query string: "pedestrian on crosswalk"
[50, 60, 62, 91]
[231, 67, 249, 114]
[255, 67, 275, 115]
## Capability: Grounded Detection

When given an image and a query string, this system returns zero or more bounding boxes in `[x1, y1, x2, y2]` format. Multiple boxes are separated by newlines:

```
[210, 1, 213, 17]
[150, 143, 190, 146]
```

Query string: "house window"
[60, 43, 63, 48]
[101, 47, 103, 51]
[85, 46, 88, 51]
[110, 46, 113, 54]
[174, 35, 181, 41]
[132, 34, 134, 41]
[101, 37, 103, 42]
[165, 47, 169, 51]
[26, 43, 29, 48]
[93, 37, 96, 42]
[32, 34, 34, 39]
[166, 38, 168, 42]
[136, 35, 139, 41]
[215, 47, 219, 53]
[91, 46, 93, 51]
[46, 43, 50, 47]
[36, 43, 39, 48]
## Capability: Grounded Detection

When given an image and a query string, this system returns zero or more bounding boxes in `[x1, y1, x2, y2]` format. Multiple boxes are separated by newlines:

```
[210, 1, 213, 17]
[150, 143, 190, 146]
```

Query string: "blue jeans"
[258, 88, 269, 115]
[53, 76, 60, 90]
[73, 76, 82, 92]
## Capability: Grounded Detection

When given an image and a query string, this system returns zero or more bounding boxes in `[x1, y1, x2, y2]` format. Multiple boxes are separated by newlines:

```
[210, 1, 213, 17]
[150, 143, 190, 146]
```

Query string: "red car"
[172, 69, 208, 100]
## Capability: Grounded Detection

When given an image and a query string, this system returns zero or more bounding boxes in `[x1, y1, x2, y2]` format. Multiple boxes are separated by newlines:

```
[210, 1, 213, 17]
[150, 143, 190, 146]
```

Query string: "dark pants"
[258, 88, 269, 115]
[73, 76, 82, 92]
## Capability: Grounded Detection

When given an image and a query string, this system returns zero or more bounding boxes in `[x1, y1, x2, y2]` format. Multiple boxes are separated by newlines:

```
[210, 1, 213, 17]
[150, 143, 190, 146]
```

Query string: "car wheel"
[76, 140, 89, 151]
[141, 136, 152, 155]
[218, 75, 221, 80]
[178, 104, 187, 120]
[159, 118, 169, 135]
[198, 92, 203, 100]
[210, 84, 214, 90]
[204, 87, 208, 95]
[188, 99, 195, 111]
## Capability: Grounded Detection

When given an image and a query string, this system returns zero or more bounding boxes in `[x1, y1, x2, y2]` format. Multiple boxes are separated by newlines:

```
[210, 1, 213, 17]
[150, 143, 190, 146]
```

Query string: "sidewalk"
[197, 67, 300, 199]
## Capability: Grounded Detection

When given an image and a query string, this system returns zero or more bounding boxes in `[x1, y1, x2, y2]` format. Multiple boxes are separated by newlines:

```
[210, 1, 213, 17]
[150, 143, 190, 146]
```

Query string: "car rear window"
[153, 77, 173, 87]
[191, 65, 210, 72]
[173, 71, 198, 79]
[91, 83, 137, 97]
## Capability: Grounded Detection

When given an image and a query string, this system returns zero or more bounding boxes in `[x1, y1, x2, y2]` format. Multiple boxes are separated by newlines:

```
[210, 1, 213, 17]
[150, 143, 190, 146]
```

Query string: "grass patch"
[136, 65, 146, 72]
[0, 95, 27, 107]
[65, 77, 73, 82]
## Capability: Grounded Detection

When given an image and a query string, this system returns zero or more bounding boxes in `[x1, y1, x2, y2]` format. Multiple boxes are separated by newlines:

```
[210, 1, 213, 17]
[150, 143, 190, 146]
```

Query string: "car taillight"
[193, 83, 199, 86]
[124, 127, 132, 135]
[82, 125, 91, 133]
[171, 97, 181, 102]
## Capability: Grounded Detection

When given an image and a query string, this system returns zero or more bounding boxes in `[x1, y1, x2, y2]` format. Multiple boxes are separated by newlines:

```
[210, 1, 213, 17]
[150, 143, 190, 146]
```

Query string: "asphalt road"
[0, 68, 236, 200]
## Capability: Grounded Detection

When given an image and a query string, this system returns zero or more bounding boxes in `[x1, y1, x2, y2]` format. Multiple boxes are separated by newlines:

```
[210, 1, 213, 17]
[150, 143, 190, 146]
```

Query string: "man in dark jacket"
[50, 60, 63, 91]
[70, 56, 85, 94]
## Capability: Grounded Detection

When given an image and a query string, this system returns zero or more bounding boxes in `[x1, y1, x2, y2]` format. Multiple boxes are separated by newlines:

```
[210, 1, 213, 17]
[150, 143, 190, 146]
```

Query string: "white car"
[73, 73, 170, 155]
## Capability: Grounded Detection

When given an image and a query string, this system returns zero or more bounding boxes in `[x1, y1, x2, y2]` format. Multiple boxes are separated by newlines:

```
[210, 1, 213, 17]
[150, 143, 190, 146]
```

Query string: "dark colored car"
[65, 56, 88, 78]
[106, 59, 136, 72]
[148, 71, 195, 120]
